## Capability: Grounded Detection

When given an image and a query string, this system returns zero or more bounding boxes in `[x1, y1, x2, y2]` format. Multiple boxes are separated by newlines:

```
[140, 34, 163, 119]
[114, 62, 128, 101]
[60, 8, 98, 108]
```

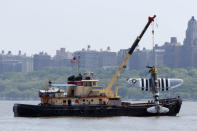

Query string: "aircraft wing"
[127, 78, 183, 91]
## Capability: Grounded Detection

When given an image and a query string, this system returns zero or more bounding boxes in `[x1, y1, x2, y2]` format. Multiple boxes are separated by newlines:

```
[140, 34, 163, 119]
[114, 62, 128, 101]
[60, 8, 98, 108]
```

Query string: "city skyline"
[0, 0, 196, 55]
[0, 37, 177, 57]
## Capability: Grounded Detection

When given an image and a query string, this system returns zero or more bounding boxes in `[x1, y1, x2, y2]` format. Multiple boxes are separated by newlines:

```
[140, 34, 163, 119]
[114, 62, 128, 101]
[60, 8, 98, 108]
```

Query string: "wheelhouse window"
[93, 82, 96, 86]
[99, 99, 102, 104]
[84, 82, 92, 87]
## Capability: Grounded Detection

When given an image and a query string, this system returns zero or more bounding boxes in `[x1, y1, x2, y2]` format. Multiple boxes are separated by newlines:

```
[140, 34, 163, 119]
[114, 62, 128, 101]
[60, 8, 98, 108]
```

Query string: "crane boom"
[105, 15, 156, 98]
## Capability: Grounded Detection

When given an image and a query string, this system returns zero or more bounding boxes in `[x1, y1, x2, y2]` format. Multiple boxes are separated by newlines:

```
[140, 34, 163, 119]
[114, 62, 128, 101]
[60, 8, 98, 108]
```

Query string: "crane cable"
[147, 21, 156, 67]
[151, 21, 157, 66]
[152, 21, 155, 48]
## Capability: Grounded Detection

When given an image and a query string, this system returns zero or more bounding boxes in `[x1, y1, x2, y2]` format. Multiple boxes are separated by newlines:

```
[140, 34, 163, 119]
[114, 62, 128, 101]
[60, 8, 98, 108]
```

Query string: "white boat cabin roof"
[81, 79, 99, 82]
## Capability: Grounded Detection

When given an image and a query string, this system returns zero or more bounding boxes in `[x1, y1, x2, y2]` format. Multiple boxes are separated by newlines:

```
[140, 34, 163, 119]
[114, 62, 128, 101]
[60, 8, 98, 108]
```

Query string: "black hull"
[13, 98, 182, 117]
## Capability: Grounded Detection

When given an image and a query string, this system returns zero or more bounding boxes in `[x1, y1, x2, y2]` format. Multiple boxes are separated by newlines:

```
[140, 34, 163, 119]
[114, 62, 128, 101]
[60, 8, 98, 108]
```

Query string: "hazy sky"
[0, 0, 196, 56]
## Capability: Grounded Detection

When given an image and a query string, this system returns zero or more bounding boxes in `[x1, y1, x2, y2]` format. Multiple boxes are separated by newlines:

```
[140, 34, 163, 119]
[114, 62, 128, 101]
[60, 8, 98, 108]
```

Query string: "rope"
[151, 21, 157, 66]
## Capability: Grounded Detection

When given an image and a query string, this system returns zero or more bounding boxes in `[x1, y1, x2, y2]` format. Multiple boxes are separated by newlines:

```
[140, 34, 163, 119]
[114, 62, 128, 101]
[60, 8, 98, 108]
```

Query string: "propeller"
[138, 65, 156, 77]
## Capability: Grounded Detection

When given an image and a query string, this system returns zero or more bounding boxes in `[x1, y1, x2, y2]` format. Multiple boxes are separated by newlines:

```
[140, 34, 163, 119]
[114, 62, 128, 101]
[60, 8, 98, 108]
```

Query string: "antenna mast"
[77, 53, 80, 75]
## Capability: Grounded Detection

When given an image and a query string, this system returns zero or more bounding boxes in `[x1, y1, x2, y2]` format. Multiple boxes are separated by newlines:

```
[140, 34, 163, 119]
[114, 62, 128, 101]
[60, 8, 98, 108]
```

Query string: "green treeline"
[0, 66, 197, 100]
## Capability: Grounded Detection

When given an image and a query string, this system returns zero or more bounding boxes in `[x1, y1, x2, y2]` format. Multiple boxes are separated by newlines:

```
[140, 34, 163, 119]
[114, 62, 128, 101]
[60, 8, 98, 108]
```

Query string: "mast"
[104, 15, 156, 98]
[77, 53, 80, 75]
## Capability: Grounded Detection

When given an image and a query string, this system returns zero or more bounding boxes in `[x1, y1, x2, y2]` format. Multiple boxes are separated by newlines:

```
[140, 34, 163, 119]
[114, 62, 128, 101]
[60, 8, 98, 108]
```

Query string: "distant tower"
[87, 45, 91, 51]
[8, 51, 11, 55]
[60, 48, 65, 54]
[82, 48, 85, 51]
[170, 37, 177, 44]
[181, 16, 197, 68]
[18, 50, 22, 56]
[107, 46, 111, 51]
[184, 16, 197, 46]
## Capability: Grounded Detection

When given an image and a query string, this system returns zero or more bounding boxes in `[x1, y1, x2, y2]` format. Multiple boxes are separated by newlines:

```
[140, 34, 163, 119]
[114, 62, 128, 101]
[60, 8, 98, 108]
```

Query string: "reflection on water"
[0, 101, 197, 131]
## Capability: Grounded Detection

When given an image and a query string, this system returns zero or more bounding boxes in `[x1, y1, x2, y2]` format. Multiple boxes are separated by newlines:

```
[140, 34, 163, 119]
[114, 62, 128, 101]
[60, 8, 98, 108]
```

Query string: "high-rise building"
[0, 51, 33, 73]
[74, 46, 117, 69]
[33, 52, 51, 71]
[99, 47, 117, 69]
[74, 50, 100, 69]
[182, 16, 197, 67]
[52, 48, 73, 67]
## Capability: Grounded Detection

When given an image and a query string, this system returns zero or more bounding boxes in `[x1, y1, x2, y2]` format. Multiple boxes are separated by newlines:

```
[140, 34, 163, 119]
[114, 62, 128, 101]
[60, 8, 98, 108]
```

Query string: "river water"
[0, 101, 197, 131]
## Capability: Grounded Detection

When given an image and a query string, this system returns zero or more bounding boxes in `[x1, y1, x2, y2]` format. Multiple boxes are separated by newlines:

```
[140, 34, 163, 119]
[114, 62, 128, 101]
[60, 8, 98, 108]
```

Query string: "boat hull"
[13, 98, 182, 117]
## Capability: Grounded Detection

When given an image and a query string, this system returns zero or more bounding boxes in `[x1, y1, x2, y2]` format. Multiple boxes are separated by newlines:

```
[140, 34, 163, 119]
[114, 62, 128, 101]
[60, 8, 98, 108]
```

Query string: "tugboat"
[13, 15, 183, 117]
